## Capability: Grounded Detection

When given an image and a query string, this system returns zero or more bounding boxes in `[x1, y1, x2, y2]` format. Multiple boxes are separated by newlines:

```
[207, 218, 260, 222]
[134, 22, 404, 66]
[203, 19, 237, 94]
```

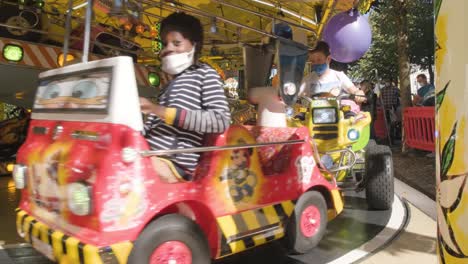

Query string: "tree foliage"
[348, 0, 434, 83]
[0, 103, 22, 120]
[407, 0, 435, 82]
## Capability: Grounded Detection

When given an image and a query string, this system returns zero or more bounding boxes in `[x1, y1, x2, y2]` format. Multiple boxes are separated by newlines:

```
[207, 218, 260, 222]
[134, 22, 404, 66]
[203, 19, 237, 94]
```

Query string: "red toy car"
[13, 56, 343, 263]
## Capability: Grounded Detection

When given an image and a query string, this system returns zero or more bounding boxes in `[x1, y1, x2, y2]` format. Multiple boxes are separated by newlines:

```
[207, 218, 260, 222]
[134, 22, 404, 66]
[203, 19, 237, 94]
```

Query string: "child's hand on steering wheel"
[353, 91, 367, 104]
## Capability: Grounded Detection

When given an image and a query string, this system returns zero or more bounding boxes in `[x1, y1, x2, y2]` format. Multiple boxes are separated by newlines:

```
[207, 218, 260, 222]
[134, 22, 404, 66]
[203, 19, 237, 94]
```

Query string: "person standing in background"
[380, 80, 401, 144]
[360, 80, 377, 139]
[413, 73, 435, 106]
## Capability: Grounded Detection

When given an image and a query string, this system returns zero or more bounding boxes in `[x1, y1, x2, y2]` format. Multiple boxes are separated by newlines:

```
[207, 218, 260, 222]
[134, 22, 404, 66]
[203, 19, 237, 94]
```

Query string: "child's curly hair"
[160, 12, 204, 60]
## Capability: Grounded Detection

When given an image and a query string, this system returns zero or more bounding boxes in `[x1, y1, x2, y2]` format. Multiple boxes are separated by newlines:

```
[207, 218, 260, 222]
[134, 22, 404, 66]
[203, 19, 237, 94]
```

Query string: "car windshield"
[33, 67, 112, 114]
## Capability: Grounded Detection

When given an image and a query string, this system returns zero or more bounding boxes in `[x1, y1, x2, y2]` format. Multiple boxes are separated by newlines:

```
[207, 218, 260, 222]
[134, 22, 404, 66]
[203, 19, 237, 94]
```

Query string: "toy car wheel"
[0, 5, 42, 41]
[128, 214, 211, 264]
[365, 144, 394, 210]
[284, 191, 327, 254]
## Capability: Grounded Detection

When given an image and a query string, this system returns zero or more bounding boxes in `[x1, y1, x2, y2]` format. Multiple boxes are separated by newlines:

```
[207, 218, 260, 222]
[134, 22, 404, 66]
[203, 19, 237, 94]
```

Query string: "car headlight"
[13, 164, 27, 189]
[347, 129, 360, 141]
[320, 154, 334, 170]
[67, 182, 91, 216]
[312, 108, 337, 124]
[7, 163, 14, 173]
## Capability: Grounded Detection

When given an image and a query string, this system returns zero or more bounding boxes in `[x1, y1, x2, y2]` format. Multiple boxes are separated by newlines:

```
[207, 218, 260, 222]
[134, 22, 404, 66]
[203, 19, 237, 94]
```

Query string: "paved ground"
[391, 146, 436, 200]
[359, 201, 437, 264]
[0, 143, 438, 263]
[0, 190, 404, 264]
[0, 180, 435, 264]
[0, 177, 21, 244]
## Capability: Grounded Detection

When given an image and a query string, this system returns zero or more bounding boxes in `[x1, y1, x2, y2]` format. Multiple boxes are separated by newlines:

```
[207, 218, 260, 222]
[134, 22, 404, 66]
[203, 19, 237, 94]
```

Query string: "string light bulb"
[123, 22, 132, 31]
[135, 24, 145, 34]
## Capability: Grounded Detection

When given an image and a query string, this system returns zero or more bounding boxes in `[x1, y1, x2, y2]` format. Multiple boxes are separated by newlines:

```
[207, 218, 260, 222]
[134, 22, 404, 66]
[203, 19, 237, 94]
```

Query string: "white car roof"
[32, 56, 143, 131]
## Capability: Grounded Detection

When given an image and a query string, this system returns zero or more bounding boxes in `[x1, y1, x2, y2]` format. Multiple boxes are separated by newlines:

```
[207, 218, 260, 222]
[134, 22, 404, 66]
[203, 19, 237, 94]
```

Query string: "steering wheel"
[310, 92, 336, 100]
[308, 92, 354, 99]
[298, 95, 313, 104]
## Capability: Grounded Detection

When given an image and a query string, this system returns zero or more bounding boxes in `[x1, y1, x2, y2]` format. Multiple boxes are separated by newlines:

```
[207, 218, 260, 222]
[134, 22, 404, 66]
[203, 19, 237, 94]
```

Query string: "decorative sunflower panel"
[435, 0, 468, 262]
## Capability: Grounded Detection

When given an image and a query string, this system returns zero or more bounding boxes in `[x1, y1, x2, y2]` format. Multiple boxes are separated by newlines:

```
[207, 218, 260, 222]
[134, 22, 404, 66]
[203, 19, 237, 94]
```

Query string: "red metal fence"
[403, 107, 435, 152]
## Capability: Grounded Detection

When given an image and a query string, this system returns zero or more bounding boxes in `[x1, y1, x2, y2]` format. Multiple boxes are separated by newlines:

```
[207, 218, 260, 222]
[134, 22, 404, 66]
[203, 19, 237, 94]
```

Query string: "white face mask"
[161, 46, 195, 75]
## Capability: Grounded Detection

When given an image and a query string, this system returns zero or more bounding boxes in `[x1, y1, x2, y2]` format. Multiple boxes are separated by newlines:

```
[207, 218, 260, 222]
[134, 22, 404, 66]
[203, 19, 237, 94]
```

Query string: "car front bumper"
[16, 209, 133, 264]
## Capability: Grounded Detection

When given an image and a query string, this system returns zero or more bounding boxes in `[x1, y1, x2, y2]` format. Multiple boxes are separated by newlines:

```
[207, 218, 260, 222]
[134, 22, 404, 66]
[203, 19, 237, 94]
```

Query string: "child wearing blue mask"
[299, 41, 365, 104]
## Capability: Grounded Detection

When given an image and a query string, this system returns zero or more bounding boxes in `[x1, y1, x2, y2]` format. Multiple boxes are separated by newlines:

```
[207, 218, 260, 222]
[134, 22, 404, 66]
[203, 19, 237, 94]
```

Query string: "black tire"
[0, 5, 42, 41]
[366, 139, 377, 149]
[128, 214, 211, 264]
[365, 144, 394, 210]
[284, 191, 327, 254]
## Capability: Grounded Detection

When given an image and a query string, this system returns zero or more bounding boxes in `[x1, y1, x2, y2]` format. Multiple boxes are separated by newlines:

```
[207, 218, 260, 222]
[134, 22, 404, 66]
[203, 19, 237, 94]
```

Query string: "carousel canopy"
[36, 0, 372, 63]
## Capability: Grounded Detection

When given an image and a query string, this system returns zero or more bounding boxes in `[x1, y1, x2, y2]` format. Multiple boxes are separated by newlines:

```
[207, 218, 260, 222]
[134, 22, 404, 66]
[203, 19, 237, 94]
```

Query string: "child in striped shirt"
[139, 12, 231, 182]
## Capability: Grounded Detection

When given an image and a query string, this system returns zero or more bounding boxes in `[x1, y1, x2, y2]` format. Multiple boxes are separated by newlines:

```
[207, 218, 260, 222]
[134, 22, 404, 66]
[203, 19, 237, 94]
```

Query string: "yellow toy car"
[242, 37, 394, 210]
[291, 95, 394, 210]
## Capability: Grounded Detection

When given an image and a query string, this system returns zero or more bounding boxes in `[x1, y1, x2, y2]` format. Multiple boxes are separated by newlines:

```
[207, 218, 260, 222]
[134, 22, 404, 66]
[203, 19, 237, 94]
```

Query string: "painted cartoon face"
[34, 70, 111, 110]
[231, 149, 251, 168]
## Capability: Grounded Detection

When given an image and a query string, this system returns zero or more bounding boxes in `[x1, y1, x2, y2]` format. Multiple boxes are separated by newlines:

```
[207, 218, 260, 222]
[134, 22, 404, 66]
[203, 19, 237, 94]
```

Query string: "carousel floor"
[0, 177, 413, 264]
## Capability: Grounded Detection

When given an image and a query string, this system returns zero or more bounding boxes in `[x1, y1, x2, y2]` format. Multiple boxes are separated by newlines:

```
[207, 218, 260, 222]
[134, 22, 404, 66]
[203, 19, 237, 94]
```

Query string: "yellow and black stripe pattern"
[216, 200, 295, 257]
[16, 209, 133, 264]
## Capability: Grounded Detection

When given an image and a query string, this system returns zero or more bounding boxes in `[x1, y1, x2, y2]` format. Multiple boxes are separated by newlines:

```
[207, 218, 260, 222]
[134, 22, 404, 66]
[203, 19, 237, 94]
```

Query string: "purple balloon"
[322, 10, 372, 63]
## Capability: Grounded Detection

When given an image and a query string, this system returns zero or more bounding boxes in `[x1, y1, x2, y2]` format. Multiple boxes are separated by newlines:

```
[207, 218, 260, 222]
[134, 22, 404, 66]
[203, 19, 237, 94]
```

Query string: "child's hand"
[139, 97, 156, 114]
[329, 87, 340, 97]
[139, 97, 167, 118]
[354, 90, 367, 104]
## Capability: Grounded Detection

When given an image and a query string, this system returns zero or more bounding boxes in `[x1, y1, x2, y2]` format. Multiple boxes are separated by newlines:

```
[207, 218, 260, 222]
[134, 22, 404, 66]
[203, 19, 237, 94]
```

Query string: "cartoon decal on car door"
[219, 139, 258, 203]
[28, 143, 71, 223]
[215, 127, 264, 209]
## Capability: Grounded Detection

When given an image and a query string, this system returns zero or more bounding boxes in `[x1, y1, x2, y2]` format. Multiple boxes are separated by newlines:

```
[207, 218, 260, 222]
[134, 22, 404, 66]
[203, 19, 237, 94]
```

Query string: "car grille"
[312, 125, 338, 140]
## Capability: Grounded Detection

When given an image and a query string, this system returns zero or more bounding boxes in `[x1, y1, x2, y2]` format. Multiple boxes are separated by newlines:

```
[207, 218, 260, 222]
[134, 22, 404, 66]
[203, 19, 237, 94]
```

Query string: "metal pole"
[138, 0, 315, 48]
[272, 18, 276, 34]
[0, 23, 136, 56]
[62, 0, 74, 66]
[140, 0, 278, 40]
[317, 0, 337, 38]
[212, 0, 318, 33]
[161, 1, 277, 39]
[82, 0, 94, 62]
[141, 139, 305, 156]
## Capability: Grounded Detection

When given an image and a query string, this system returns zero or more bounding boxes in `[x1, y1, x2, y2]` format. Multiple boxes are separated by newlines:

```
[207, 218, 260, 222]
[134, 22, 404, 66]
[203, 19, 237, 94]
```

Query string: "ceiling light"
[57, 53, 76, 67]
[250, 0, 316, 25]
[148, 72, 160, 86]
[210, 18, 218, 34]
[71, 2, 87, 11]
[3, 44, 23, 62]
[251, 0, 274, 7]
[280, 8, 315, 25]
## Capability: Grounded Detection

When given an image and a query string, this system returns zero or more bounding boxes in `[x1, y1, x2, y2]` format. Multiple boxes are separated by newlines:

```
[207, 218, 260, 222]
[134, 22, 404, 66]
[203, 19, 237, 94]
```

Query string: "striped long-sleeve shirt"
[144, 63, 231, 174]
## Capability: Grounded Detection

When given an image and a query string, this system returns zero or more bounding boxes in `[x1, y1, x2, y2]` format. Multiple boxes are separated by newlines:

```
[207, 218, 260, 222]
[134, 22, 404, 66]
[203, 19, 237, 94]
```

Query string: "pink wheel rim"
[300, 205, 321, 238]
[150, 241, 192, 264]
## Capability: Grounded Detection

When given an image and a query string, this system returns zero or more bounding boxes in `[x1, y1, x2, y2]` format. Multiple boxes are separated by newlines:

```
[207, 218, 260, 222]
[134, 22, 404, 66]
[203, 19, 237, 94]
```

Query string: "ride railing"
[403, 107, 435, 152]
